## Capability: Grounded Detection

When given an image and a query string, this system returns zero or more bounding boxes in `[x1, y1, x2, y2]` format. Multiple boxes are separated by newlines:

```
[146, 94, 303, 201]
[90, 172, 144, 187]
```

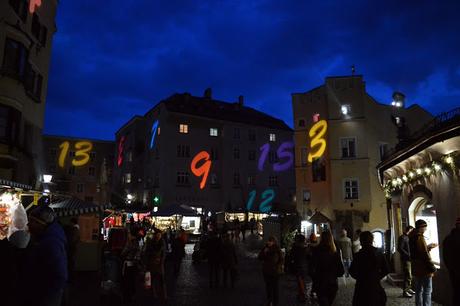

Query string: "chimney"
[238, 95, 244, 106]
[204, 88, 212, 99]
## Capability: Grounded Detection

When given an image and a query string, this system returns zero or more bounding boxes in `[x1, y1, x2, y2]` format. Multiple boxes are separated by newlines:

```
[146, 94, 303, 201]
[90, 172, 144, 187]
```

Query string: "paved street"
[69, 235, 442, 306]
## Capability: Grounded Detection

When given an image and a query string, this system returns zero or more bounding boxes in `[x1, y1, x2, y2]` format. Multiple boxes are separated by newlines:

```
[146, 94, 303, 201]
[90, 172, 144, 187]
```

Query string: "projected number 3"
[191, 151, 212, 189]
[308, 120, 327, 162]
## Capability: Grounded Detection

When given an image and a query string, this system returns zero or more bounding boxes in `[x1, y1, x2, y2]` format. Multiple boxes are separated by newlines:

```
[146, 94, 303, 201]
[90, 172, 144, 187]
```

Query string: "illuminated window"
[249, 130, 256, 141]
[210, 128, 218, 137]
[248, 150, 256, 161]
[298, 119, 305, 127]
[344, 178, 359, 199]
[379, 143, 388, 161]
[233, 172, 240, 185]
[127, 151, 133, 162]
[125, 173, 132, 184]
[341, 104, 351, 116]
[269, 133, 276, 142]
[68, 166, 75, 175]
[312, 157, 326, 182]
[157, 127, 160, 135]
[176, 172, 190, 185]
[177, 145, 190, 158]
[234, 128, 240, 139]
[301, 147, 308, 166]
[233, 147, 240, 159]
[88, 167, 96, 176]
[248, 175, 255, 186]
[76, 183, 84, 193]
[179, 124, 189, 134]
[372, 231, 384, 249]
[341, 137, 356, 158]
[269, 176, 278, 186]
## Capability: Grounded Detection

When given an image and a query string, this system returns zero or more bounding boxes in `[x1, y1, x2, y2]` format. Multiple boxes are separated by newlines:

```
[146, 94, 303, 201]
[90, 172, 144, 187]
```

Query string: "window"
[298, 119, 305, 127]
[233, 172, 240, 185]
[177, 145, 190, 158]
[341, 137, 356, 158]
[154, 174, 160, 186]
[24, 63, 43, 101]
[2, 38, 28, 79]
[211, 174, 218, 185]
[301, 147, 308, 166]
[0, 106, 20, 143]
[233, 128, 240, 139]
[233, 147, 240, 159]
[210, 148, 218, 160]
[248, 150, 256, 161]
[68, 166, 75, 175]
[90, 152, 96, 160]
[84, 196, 94, 203]
[9, 0, 28, 22]
[269, 176, 278, 186]
[48, 165, 56, 174]
[176, 172, 190, 185]
[268, 151, 278, 164]
[210, 128, 218, 137]
[157, 127, 161, 135]
[269, 133, 276, 142]
[179, 124, 189, 134]
[76, 183, 84, 193]
[344, 179, 359, 199]
[69, 151, 76, 158]
[312, 157, 326, 182]
[89, 167, 96, 176]
[248, 130, 256, 141]
[247, 175, 255, 186]
[127, 151, 133, 162]
[379, 143, 388, 161]
[125, 173, 132, 184]
[31, 14, 47, 46]
[0, 108, 8, 139]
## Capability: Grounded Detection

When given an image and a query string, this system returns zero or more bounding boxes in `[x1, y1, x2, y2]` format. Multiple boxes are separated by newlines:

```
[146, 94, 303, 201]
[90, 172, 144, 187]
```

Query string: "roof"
[161, 93, 292, 131]
[44, 135, 115, 144]
[49, 197, 111, 217]
[308, 212, 331, 224]
[115, 115, 145, 135]
[0, 179, 32, 190]
[151, 204, 199, 217]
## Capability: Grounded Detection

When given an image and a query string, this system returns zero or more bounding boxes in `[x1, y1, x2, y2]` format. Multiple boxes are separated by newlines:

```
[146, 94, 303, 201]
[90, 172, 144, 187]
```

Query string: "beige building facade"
[0, 0, 58, 187]
[292, 75, 433, 237]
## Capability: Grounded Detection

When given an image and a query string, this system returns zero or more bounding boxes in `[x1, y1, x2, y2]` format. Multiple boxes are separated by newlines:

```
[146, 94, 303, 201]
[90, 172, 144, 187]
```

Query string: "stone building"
[43, 135, 115, 205]
[378, 107, 460, 305]
[0, 0, 58, 188]
[292, 75, 433, 239]
[113, 89, 296, 214]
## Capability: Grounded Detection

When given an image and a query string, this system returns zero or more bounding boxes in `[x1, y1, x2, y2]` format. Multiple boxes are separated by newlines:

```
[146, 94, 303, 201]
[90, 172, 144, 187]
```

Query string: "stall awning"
[0, 179, 32, 190]
[308, 212, 331, 224]
[50, 197, 111, 217]
[151, 204, 198, 217]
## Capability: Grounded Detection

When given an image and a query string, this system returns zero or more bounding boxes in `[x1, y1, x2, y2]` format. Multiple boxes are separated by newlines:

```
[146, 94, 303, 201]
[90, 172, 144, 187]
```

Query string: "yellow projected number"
[307, 120, 327, 162]
[58, 141, 93, 168]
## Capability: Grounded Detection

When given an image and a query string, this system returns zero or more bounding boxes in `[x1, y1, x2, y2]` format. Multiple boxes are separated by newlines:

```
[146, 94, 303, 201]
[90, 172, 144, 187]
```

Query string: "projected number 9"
[308, 119, 327, 162]
[191, 151, 212, 189]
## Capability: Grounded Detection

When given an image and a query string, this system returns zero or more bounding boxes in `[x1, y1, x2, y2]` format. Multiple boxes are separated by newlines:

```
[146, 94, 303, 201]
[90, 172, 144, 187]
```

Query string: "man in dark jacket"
[207, 230, 222, 288]
[221, 233, 238, 288]
[398, 225, 414, 298]
[24, 206, 68, 306]
[258, 236, 283, 306]
[350, 231, 389, 306]
[443, 217, 460, 306]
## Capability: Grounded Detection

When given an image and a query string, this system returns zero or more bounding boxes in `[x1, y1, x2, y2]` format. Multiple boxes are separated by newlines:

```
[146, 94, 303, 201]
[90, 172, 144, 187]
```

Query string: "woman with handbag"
[258, 236, 283, 306]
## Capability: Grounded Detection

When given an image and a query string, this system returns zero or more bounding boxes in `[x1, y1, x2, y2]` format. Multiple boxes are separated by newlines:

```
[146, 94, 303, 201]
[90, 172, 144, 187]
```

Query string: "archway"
[408, 196, 440, 265]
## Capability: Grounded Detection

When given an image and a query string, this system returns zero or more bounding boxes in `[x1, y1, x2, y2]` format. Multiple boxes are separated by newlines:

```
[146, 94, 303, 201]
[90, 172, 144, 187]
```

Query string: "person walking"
[398, 225, 415, 298]
[258, 236, 283, 306]
[64, 217, 80, 284]
[121, 230, 141, 305]
[289, 234, 312, 302]
[337, 229, 353, 277]
[221, 233, 238, 288]
[410, 219, 437, 306]
[311, 230, 344, 306]
[352, 229, 362, 254]
[171, 232, 186, 277]
[207, 230, 222, 288]
[442, 217, 460, 306]
[250, 217, 256, 235]
[23, 206, 68, 306]
[349, 231, 389, 306]
[143, 230, 167, 304]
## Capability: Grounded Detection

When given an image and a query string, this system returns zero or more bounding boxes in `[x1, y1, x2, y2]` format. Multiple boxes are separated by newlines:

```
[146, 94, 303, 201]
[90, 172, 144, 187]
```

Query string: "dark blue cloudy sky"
[44, 0, 460, 140]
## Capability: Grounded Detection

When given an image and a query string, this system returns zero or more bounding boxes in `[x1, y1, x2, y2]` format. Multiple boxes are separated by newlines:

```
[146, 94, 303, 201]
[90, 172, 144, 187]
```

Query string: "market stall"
[151, 204, 202, 234]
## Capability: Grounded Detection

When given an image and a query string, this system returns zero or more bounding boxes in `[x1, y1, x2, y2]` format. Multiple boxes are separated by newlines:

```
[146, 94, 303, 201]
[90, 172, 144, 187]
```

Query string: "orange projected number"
[58, 141, 94, 168]
[308, 119, 327, 162]
[191, 151, 212, 190]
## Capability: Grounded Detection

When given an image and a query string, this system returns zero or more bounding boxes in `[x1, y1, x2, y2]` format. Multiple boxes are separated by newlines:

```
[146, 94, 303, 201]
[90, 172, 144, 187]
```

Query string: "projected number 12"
[246, 189, 275, 213]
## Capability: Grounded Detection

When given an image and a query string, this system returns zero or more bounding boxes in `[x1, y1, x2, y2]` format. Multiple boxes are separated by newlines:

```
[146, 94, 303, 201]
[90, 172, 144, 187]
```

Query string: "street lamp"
[43, 174, 53, 183]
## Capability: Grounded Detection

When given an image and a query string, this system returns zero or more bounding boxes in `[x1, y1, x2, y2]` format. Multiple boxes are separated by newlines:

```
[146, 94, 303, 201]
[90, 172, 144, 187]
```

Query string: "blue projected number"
[246, 189, 275, 213]
[150, 120, 159, 149]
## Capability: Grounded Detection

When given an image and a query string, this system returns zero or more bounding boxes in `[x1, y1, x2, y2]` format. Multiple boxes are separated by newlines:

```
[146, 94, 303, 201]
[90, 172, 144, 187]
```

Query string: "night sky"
[44, 1, 460, 141]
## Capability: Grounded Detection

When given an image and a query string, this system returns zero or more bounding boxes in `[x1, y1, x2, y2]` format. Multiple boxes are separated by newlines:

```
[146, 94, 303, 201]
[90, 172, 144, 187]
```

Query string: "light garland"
[383, 153, 457, 198]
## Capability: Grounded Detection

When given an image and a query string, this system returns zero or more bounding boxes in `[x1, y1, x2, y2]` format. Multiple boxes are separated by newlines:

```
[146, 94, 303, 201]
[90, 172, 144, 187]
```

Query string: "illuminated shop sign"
[58, 141, 93, 168]
[258, 141, 294, 172]
[150, 120, 159, 149]
[307, 119, 327, 162]
[246, 189, 275, 213]
[190, 151, 212, 190]
[117, 136, 126, 167]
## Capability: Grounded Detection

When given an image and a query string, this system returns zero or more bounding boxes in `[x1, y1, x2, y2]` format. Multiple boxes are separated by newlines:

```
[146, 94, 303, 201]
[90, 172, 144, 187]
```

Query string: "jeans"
[402, 260, 412, 293]
[343, 259, 352, 276]
[414, 276, 432, 306]
[263, 273, 280, 306]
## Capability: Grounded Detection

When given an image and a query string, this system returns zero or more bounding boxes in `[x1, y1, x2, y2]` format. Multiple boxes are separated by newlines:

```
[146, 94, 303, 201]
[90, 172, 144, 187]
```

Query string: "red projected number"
[117, 136, 126, 167]
[29, 0, 42, 13]
[191, 151, 212, 190]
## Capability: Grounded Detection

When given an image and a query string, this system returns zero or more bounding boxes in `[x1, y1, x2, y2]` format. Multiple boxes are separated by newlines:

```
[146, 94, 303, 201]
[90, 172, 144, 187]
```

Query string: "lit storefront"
[378, 107, 460, 305]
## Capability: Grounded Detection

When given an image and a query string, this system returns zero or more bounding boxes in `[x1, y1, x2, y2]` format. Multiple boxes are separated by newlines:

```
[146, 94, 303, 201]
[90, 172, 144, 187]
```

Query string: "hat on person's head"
[29, 205, 56, 225]
[415, 219, 428, 229]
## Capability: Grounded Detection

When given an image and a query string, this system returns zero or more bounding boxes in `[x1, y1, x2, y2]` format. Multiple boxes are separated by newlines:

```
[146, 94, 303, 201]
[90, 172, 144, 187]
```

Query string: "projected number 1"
[191, 151, 212, 189]
[150, 120, 159, 149]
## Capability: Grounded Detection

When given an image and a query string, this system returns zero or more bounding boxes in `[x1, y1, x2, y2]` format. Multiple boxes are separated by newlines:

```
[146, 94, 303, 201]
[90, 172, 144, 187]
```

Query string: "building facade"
[378, 108, 460, 306]
[43, 135, 115, 205]
[113, 90, 296, 214]
[0, 0, 58, 188]
[292, 75, 433, 237]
